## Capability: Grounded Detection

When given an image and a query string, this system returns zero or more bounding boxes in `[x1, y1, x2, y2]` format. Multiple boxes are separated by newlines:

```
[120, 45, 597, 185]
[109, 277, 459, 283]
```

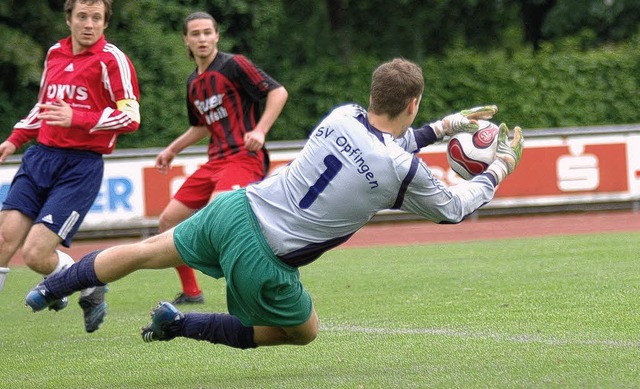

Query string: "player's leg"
[169, 156, 263, 305]
[0, 146, 44, 274]
[20, 224, 64, 275]
[165, 156, 261, 304]
[95, 231, 185, 281]
[21, 224, 72, 312]
[0, 210, 32, 292]
[168, 188, 317, 348]
[141, 303, 318, 348]
[26, 230, 185, 311]
[0, 267, 8, 292]
[142, 189, 317, 348]
[253, 307, 319, 346]
[167, 166, 216, 303]
[0, 210, 32, 266]
[24, 150, 107, 329]
[159, 199, 203, 304]
[0, 144, 70, 290]
[158, 199, 195, 231]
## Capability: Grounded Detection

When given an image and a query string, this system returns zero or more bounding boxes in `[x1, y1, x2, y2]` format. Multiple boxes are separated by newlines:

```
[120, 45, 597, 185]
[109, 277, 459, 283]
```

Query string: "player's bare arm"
[244, 86, 288, 152]
[155, 125, 209, 175]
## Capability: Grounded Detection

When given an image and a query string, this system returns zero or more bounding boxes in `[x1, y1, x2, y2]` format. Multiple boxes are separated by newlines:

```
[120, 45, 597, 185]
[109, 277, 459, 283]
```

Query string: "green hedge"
[269, 41, 640, 141]
[5, 41, 638, 147]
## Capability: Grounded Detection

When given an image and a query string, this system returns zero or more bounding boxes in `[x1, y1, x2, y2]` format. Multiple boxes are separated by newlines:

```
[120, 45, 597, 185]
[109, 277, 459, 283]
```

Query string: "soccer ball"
[446, 120, 499, 180]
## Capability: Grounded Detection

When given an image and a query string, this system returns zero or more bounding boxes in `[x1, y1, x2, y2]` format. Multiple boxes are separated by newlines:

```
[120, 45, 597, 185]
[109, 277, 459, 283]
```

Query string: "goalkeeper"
[26, 58, 523, 350]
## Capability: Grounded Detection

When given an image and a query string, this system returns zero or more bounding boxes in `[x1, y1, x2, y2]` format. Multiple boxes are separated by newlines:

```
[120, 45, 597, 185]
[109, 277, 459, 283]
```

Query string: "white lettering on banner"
[556, 143, 600, 191]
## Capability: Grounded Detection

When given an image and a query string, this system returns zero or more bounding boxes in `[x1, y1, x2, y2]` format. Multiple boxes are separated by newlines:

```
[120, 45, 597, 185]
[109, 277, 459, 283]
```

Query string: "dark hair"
[183, 11, 218, 36]
[369, 58, 424, 118]
[64, 0, 113, 24]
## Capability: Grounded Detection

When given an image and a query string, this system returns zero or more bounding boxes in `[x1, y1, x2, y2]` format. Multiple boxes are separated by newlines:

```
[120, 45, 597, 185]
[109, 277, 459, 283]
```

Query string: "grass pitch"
[1, 231, 639, 388]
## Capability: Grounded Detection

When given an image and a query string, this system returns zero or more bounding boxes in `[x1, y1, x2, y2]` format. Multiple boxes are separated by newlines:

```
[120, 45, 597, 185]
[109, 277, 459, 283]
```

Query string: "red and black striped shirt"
[186, 52, 281, 161]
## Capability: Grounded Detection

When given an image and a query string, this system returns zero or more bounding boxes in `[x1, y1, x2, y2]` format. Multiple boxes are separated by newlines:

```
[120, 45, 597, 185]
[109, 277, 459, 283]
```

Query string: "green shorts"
[173, 189, 313, 327]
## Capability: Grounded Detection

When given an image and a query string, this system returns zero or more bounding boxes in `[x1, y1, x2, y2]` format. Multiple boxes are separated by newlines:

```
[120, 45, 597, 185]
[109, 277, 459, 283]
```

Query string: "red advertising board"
[417, 142, 629, 198]
[140, 137, 631, 217]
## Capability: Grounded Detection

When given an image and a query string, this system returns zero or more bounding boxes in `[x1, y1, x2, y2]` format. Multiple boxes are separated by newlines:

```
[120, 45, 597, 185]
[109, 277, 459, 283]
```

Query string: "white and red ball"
[446, 120, 499, 180]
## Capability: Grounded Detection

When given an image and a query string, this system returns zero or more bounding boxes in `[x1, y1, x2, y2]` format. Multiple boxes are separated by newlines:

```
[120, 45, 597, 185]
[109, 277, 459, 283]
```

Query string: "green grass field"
[1, 232, 639, 388]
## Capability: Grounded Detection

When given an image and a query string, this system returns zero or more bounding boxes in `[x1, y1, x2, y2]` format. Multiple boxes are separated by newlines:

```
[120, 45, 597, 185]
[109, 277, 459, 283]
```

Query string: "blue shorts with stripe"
[2, 144, 103, 247]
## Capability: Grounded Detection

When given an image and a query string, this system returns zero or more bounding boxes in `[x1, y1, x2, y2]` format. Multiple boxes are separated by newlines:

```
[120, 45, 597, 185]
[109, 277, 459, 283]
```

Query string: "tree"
[524, 0, 640, 50]
[521, 0, 558, 51]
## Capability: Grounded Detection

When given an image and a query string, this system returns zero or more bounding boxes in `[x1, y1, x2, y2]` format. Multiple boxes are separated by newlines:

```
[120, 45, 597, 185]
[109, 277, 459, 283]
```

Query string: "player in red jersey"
[0, 0, 140, 333]
[154, 11, 288, 305]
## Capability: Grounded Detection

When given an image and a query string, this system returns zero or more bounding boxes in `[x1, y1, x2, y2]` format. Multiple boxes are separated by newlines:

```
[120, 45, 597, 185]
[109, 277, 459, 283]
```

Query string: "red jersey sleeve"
[8, 47, 51, 149]
[8, 105, 41, 148]
[71, 47, 140, 134]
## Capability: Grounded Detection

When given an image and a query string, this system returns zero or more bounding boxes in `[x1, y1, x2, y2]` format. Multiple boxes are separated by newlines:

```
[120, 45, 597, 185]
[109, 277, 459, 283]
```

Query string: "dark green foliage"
[426, 42, 640, 129]
[106, 2, 196, 149]
[276, 41, 640, 139]
[543, 0, 640, 45]
[271, 56, 377, 140]
[0, 0, 638, 146]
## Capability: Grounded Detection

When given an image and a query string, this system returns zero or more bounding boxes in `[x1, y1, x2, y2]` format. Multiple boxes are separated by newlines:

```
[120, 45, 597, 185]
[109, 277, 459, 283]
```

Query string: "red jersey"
[9, 35, 140, 154]
[186, 52, 281, 161]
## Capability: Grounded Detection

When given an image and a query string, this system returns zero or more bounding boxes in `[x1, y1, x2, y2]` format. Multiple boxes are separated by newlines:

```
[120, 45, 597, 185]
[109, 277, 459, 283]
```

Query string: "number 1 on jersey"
[299, 155, 343, 209]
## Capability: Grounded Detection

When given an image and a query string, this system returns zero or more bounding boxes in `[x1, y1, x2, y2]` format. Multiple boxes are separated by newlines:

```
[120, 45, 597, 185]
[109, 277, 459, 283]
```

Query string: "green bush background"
[1, 1, 639, 147]
[111, 37, 640, 145]
[277, 41, 640, 142]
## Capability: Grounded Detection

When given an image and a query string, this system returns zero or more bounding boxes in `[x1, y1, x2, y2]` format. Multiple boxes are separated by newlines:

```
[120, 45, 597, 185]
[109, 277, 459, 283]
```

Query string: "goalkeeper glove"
[486, 123, 524, 185]
[430, 105, 498, 140]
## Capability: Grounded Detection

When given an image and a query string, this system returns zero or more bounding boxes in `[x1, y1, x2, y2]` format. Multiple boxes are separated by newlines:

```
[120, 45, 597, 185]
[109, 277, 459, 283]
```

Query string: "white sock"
[46, 250, 75, 278]
[79, 287, 96, 297]
[0, 267, 9, 292]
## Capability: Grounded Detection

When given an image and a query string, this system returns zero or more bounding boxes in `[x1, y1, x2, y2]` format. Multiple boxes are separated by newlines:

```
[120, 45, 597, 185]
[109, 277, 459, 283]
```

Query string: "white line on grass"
[321, 324, 640, 348]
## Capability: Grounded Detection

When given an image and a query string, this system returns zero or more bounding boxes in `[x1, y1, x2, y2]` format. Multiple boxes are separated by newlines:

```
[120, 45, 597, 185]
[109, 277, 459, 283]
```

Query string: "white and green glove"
[430, 105, 498, 139]
[486, 123, 524, 185]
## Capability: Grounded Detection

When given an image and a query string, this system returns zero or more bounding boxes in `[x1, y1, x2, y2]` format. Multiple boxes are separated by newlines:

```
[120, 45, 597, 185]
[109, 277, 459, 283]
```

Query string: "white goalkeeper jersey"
[246, 104, 496, 267]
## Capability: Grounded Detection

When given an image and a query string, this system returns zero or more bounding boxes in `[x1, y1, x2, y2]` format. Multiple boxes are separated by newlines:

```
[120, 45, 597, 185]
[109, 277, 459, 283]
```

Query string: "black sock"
[180, 312, 257, 349]
[43, 250, 106, 299]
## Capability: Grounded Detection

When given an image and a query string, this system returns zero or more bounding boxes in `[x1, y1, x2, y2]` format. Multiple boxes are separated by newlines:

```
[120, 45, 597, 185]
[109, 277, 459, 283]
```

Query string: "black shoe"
[171, 292, 204, 305]
[78, 285, 108, 333]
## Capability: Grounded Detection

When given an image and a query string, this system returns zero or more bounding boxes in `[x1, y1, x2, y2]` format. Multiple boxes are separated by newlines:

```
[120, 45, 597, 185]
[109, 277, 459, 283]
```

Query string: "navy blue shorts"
[2, 144, 103, 247]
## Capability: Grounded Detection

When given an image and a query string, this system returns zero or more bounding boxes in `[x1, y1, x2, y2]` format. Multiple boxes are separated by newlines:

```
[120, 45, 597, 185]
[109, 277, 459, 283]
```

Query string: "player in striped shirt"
[0, 0, 140, 333]
[26, 58, 523, 349]
[153, 12, 288, 305]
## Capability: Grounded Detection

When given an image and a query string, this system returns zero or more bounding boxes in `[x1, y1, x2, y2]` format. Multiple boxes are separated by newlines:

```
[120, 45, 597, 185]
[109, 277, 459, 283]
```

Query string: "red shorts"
[174, 154, 264, 210]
